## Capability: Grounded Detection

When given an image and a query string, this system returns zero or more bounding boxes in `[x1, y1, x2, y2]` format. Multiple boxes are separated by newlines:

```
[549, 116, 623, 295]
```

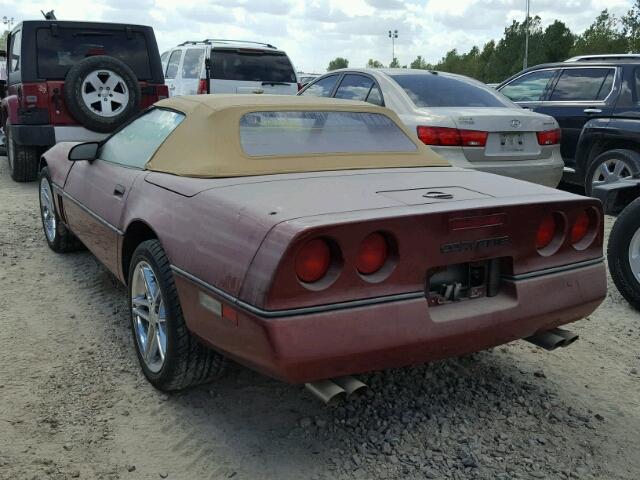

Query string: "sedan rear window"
[211, 49, 296, 83]
[389, 73, 510, 108]
[239, 111, 417, 157]
[36, 27, 151, 79]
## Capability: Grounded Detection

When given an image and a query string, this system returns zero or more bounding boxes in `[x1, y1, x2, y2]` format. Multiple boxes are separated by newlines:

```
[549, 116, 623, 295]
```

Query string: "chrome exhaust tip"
[305, 379, 346, 405]
[525, 327, 579, 351]
[332, 376, 368, 398]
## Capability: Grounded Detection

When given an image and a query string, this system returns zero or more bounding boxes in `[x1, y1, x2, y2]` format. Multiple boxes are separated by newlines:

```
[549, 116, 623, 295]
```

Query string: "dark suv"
[497, 60, 640, 193]
[1, 20, 168, 182]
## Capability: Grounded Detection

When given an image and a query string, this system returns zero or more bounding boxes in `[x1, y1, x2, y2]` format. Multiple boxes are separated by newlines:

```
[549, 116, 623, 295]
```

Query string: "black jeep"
[1, 20, 168, 182]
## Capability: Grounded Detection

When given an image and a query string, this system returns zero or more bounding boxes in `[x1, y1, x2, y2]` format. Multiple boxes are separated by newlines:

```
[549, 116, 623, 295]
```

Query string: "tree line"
[328, 2, 640, 83]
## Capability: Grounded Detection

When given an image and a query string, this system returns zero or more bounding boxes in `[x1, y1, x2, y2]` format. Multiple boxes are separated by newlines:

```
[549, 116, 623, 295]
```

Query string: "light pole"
[2, 16, 14, 31]
[523, 0, 530, 69]
[388, 29, 398, 65]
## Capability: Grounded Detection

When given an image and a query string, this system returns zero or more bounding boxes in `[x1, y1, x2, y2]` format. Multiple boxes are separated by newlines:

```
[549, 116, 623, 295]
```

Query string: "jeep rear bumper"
[9, 124, 107, 146]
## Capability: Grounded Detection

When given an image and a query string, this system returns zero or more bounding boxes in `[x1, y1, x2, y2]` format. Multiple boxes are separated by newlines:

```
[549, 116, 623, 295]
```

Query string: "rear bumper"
[432, 146, 564, 188]
[175, 260, 606, 384]
[9, 124, 107, 146]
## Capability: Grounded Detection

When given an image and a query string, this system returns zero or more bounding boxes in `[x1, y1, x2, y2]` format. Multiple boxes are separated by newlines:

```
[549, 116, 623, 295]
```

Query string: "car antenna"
[41, 10, 57, 20]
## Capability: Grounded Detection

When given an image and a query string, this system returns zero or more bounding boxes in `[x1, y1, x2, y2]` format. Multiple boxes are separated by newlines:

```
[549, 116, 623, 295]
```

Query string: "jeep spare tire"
[64, 56, 141, 133]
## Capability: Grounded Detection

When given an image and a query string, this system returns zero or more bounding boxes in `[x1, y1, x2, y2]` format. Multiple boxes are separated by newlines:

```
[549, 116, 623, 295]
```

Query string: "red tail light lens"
[536, 215, 557, 250]
[416, 126, 487, 147]
[570, 210, 590, 244]
[357, 233, 388, 275]
[296, 238, 331, 283]
[197, 79, 208, 95]
[536, 129, 561, 145]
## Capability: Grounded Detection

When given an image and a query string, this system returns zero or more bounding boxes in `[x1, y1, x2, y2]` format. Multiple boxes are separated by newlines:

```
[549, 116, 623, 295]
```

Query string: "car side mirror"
[68, 142, 99, 161]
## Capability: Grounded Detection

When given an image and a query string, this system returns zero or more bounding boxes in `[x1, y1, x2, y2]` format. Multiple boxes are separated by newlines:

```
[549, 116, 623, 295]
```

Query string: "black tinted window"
[36, 28, 151, 79]
[301, 75, 339, 97]
[165, 50, 181, 79]
[181, 48, 204, 79]
[211, 49, 296, 83]
[550, 68, 615, 101]
[390, 73, 509, 108]
[335, 74, 374, 101]
[500, 70, 556, 102]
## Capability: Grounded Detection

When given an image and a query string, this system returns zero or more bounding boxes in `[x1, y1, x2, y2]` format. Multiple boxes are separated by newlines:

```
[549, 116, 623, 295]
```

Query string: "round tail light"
[570, 210, 590, 244]
[357, 232, 388, 275]
[536, 215, 557, 250]
[295, 238, 331, 283]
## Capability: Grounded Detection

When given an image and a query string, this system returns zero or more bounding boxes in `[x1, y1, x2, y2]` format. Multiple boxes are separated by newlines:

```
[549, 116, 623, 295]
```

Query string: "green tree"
[571, 9, 627, 56]
[410, 55, 429, 69]
[542, 20, 575, 62]
[389, 57, 401, 68]
[366, 59, 384, 68]
[623, 0, 640, 53]
[327, 57, 349, 71]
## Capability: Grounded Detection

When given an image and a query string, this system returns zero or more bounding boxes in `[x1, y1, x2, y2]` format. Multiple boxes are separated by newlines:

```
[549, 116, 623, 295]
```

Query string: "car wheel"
[64, 55, 141, 133]
[608, 197, 640, 311]
[585, 149, 640, 197]
[6, 122, 40, 182]
[39, 167, 84, 253]
[128, 239, 227, 391]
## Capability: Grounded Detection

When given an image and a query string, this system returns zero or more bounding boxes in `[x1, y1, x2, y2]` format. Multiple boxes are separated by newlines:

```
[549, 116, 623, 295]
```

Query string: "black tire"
[38, 167, 84, 253]
[608, 197, 640, 311]
[6, 122, 39, 182]
[128, 239, 227, 391]
[584, 149, 640, 197]
[63, 55, 141, 133]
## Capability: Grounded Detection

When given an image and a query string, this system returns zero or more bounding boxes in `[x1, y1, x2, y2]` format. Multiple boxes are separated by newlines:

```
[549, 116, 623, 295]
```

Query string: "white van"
[163, 39, 299, 97]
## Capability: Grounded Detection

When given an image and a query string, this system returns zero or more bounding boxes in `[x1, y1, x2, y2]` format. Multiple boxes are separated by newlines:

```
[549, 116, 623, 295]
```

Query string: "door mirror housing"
[68, 142, 99, 161]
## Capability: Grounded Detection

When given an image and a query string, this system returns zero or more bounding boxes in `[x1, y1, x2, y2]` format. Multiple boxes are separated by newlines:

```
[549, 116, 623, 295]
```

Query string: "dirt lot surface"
[0, 157, 639, 480]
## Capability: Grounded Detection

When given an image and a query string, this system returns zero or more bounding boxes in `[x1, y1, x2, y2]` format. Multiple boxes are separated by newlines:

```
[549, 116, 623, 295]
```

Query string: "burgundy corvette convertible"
[38, 95, 606, 397]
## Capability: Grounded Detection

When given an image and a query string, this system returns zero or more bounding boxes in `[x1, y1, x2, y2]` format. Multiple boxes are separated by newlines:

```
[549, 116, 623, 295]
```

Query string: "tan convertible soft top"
[146, 95, 449, 177]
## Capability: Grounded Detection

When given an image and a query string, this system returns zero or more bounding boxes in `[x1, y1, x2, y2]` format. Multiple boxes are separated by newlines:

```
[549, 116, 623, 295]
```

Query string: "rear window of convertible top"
[36, 27, 152, 79]
[239, 111, 417, 157]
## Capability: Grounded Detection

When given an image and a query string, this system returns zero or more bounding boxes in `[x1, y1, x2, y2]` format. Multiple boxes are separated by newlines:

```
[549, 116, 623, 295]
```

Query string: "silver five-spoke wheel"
[591, 158, 633, 190]
[81, 70, 130, 118]
[39, 176, 56, 243]
[131, 261, 168, 373]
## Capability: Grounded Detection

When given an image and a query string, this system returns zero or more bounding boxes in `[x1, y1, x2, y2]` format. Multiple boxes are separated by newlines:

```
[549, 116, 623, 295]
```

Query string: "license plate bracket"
[426, 259, 501, 306]
[500, 133, 525, 152]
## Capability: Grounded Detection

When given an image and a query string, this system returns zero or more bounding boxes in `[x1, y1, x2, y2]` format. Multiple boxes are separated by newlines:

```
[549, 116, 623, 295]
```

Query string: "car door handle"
[584, 108, 602, 114]
[113, 184, 126, 197]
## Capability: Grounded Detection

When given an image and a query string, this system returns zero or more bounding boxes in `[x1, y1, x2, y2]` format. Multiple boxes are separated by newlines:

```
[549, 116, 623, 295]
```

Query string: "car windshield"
[389, 73, 512, 108]
[211, 49, 296, 83]
[36, 27, 152, 79]
[239, 111, 417, 156]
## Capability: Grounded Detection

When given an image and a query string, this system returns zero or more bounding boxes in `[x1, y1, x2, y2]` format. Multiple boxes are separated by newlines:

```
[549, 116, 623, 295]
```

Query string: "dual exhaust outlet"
[525, 327, 579, 351]
[305, 328, 577, 404]
[305, 376, 367, 404]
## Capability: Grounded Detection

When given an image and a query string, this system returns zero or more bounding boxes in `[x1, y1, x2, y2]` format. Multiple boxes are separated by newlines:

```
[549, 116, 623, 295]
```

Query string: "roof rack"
[565, 54, 640, 62]
[177, 39, 277, 49]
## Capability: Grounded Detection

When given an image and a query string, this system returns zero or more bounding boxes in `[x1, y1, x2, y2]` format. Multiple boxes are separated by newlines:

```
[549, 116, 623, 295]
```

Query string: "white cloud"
[0, 0, 633, 72]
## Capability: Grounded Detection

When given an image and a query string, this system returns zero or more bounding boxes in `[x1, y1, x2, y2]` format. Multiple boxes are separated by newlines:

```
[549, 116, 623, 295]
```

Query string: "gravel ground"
[0, 156, 639, 480]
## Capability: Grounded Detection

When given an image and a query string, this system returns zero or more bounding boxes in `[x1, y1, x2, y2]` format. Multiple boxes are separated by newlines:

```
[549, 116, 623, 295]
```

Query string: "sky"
[0, 0, 634, 73]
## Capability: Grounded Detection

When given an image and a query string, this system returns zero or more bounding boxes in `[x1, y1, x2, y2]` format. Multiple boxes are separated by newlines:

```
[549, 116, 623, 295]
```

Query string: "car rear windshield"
[211, 49, 296, 83]
[36, 27, 152, 79]
[389, 73, 510, 108]
[239, 111, 417, 157]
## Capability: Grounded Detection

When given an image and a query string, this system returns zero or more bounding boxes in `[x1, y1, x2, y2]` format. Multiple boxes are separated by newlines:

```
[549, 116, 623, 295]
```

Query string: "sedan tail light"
[197, 79, 209, 95]
[536, 128, 561, 145]
[417, 126, 488, 147]
[296, 238, 331, 283]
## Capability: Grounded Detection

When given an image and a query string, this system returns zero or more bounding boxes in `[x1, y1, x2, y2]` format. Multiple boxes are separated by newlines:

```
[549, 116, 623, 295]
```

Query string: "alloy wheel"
[131, 261, 168, 373]
[591, 158, 633, 190]
[81, 69, 130, 117]
[39, 177, 57, 243]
